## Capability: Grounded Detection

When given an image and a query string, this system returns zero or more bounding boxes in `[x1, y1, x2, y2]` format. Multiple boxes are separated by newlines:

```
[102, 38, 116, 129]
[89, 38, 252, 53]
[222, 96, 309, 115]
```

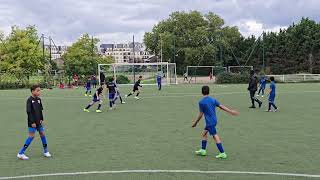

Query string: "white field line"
[0, 90, 319, 101]
[0, 170, 320, 179]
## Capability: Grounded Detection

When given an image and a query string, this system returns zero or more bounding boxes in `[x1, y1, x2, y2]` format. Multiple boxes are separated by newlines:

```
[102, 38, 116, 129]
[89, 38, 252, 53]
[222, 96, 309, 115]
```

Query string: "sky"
[0, 0, 319, 45]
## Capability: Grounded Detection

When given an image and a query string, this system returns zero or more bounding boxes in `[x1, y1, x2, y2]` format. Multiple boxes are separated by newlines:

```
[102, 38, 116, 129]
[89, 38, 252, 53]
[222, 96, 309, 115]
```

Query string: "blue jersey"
[157, 75, 162, 83]
[199, 96, 220, 127]
[270, 82, 276, 96]
[260, 77, 267, 87]
[86, 80, 91, 88]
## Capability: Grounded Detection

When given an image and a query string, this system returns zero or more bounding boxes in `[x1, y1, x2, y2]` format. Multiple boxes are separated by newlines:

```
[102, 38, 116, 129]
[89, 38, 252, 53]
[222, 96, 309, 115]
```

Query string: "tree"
[62, 33, 113, 78]
[144, 11, 241, 74]
[0, 26, 44, 80]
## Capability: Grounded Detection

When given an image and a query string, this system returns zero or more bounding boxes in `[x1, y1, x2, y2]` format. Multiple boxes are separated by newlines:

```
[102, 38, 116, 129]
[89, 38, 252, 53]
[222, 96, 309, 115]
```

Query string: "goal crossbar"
[98, 62, 177, 86]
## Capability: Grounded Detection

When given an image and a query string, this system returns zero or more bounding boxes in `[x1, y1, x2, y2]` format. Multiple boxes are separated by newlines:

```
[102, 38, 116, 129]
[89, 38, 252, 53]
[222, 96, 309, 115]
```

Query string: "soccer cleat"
[84, 94, 88, 97]
[96, 110, 102, 113]
[134, 96, 140, 100]
[121, 102, 126, 104]
[249, 106, 256, 109]
[89, 95, 92, 97]
[125, 95, 128, 98]
[195, 149, 207, 156]
[43, 152, 52, 158]
[17, 153, 29, 160]
[84, 109, 90, 112]
[215, 152, 227, 159]
[265, 109, 272, 112]
[274, 108, 279, 112]
[261, 95, 264, 98]
[257, 95, 260, 97]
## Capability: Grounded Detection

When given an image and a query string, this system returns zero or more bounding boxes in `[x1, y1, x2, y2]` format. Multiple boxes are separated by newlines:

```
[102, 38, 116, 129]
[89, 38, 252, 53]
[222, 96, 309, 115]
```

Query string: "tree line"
[144, 11, 320, 74]
[0, 26, 113, 83]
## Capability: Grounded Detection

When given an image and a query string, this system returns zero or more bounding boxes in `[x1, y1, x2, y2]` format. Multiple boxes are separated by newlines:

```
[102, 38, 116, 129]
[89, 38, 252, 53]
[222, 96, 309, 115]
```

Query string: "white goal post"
[186, 66, 227, 77]
[228, 66, 254, 73]
[98, 62, 178, 86]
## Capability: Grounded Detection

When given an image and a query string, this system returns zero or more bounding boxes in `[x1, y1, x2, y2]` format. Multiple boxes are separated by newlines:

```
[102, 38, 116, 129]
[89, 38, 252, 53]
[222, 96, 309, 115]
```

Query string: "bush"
[0, 81, 29, 89]
[216, 72, 249, 84]
[106, 75, 130, 84]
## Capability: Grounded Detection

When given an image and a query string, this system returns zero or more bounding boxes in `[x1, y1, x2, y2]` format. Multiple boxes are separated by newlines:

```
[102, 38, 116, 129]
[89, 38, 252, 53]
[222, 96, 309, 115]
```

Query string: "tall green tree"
[62, 33, 114, 77]
[144, 11, 241, 74]
[0, 26, 44, 80]
[242, 17, 320, 74]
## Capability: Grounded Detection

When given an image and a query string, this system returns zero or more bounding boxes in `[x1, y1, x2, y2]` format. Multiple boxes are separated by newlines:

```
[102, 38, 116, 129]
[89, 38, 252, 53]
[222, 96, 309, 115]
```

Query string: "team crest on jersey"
[32, 100, 35, 103]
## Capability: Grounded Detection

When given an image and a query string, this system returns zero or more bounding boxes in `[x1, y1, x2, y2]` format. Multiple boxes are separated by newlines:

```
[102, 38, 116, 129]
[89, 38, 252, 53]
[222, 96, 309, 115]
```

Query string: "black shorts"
[133, 87, 139, 92]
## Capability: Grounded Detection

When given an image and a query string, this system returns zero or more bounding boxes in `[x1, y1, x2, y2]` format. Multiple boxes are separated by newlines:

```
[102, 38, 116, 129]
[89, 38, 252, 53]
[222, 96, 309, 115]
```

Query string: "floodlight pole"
[160, 35, 163, 72]
[262, 31, 265, 72]
[133, 35, 136, 83]
[173, 36, 176, 64]
[42, 34, 45, 64]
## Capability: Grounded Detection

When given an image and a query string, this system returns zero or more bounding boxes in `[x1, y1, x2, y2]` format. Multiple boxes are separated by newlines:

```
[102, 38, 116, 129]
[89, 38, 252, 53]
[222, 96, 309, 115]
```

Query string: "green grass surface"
[0, 84, 320, 180]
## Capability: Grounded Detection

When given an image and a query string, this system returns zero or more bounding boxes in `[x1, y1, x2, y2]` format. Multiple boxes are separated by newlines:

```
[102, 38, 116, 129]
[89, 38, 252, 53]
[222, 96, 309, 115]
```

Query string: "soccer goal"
[228, 66, 254, 74]
[186, 66, 227, 83]
[98, 62, 178, 86]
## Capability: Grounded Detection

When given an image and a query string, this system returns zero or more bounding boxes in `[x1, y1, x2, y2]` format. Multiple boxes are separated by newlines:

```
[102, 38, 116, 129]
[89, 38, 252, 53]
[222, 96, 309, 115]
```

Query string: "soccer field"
[0, 83, 320, 180]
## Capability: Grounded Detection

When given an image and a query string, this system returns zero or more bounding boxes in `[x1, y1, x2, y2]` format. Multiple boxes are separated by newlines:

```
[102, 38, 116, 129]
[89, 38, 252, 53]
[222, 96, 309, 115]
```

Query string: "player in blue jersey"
[192, 86, 239, 159]
[106, 77, 118, 110]
[266, 76, 279, 112]
[157, 72, 162, 91]
[84, 77, 92, 97]
[257, 75, 267, 97]
[84, 86, 104, 113]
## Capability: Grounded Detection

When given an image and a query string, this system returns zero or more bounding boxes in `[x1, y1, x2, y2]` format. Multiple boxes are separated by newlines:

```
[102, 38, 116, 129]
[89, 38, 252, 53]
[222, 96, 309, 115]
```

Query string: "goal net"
[98, 62, 177, 86]
[228, 66, 253, 74]
[186, 66, 227, 83]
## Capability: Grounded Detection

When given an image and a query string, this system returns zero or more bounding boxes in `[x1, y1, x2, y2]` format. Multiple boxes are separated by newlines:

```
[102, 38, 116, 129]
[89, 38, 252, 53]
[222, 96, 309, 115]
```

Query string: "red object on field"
[59, 82, 65, 89]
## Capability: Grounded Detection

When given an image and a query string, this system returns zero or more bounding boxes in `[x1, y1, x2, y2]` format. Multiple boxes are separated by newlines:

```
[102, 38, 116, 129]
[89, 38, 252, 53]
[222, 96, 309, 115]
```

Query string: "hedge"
[216, 72, 249, 84]
[105, 75, 130, 84]
[0, 81, 49, 90]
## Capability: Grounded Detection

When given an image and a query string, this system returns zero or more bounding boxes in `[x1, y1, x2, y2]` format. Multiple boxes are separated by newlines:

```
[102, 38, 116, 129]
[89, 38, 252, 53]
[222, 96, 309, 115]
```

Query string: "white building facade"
[100, 43, 153, 63]
[44, 45, 69, 60]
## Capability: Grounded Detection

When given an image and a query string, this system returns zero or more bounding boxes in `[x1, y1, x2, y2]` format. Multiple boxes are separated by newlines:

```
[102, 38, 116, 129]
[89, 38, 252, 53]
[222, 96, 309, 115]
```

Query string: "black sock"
[97, 104, 101, 110]
[127, 93, 132, 97]
[268, 103, 272, 110]
[251, 98, 255, 106]
[85, 104, 91, 109]
[136, 93, 140, 97]
[271, 103, 278, 109]
[254, 97, 261, 104]
[119, 96, 123, 103]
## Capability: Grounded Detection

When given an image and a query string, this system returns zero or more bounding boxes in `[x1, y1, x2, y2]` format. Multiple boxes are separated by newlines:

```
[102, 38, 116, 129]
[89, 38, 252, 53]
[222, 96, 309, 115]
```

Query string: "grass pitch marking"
[0, 170, 320, 179]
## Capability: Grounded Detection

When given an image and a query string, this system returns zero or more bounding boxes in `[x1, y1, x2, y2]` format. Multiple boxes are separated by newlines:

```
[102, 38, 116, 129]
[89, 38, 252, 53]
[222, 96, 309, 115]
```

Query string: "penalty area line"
[0, 170, 320, 179]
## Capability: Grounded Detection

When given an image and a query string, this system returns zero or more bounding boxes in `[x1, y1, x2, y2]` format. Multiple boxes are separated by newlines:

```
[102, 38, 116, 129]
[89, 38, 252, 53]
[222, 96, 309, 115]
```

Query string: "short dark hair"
[30, 84, 40, 92]
[202, 86, 210, 95]
[109, 77, 114, 82]
[139, 76, 142, 78]
[270, 76, 275, 81]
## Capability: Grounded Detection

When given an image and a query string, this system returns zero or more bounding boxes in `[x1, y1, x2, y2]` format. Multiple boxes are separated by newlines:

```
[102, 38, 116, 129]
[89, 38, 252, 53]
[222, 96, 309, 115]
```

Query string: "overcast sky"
[0, 0, 319, 45]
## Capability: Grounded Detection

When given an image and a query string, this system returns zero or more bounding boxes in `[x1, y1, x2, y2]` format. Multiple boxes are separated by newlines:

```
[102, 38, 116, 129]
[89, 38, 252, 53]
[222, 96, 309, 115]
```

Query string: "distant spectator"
[73, 74, 79, 87]
[92, 75, 97, 88]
